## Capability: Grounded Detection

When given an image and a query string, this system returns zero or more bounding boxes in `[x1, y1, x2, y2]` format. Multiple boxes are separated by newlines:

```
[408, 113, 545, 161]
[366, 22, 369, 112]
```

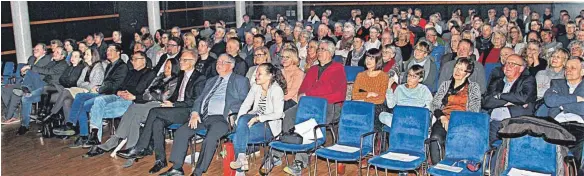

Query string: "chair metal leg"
[313, 153, 318, 176]
[366, 163, 370, 176]
[335, 160, 338, 176]
[326, 158, 332, 176]
[375, 166, 379, 176]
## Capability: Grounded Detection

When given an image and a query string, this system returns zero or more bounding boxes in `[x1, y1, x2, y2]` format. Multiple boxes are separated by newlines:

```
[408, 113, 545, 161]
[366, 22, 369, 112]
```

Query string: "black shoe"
[69, 136, 89, 148]
[16, 126, 28, 135]
[84, 129, 101, 148]
[117, 148, 145, 159]
[82, 145, 107, 158]
[148, 160, 167, 174]
[159, 167, 184, 176]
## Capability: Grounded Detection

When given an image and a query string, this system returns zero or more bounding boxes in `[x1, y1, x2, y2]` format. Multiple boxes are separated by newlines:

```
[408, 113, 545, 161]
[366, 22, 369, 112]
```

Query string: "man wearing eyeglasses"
[121, 53, 248, 176]
[439, 39, 487, 94]
[543, 58, 584, 172]
[483, 54, 537, 143]
[154, 37, 182, 74]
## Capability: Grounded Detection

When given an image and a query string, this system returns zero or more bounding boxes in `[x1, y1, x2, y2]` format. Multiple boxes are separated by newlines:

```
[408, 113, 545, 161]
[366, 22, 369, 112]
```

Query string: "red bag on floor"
[221, 141, 236, 176]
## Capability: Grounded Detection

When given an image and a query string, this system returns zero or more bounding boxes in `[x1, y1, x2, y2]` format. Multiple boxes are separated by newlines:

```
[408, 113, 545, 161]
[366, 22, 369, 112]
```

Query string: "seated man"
[2, 43, 51, 125]
[53, 44, 128, 147]
[117, 54, 249, 176]
[83, 51, 156, 146]
[543, 57, 584, 169]
[483, 54, 537, 143]
[8, 46, 68, 135]
[438, 39, 487, 94]
[83, 51, 206, 157]
[279, 40, 348, 171]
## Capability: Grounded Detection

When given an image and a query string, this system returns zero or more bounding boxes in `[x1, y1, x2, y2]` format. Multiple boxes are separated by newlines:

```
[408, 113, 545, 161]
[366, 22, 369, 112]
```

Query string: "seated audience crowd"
[2, 5, 584, 176]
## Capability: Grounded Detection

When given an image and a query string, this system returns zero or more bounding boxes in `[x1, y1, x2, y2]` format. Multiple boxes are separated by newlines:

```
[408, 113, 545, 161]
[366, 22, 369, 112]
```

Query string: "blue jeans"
[20, 87, 43, 128]
[232, 114, 273, 155]
[68, 93, 99, 136]
[89, 95, 133, 142]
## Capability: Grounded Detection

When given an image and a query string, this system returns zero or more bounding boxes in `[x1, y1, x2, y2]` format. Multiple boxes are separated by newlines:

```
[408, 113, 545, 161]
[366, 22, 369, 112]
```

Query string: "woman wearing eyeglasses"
[352, 49, 389, 130]
[429, 58, 481, 164]
[246, 46, 271, 85]
[280, 48, 305, 109]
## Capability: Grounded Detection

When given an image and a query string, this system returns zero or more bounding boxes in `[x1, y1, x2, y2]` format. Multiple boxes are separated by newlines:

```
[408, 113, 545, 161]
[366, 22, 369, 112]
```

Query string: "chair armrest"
[483, 147, 497, 176]
[564, 155, 578, 176]
[227, 113, 238, 132]
[312, 123, 334, 151]
[360, 131, 377, 158]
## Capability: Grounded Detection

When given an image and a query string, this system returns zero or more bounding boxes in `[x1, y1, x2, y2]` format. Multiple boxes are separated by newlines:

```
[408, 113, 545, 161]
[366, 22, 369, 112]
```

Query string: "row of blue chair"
[2, 62, 26, 85]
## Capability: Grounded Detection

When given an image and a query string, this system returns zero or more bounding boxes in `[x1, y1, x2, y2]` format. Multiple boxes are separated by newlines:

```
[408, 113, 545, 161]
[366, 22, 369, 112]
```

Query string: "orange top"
[352, 71, 389, 104]
[442, 84, 469, 120]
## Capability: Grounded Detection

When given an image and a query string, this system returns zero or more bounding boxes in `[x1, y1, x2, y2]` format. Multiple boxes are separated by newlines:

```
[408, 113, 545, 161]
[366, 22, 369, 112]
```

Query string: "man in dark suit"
[52, 43, 128, 145]
[483, 54, 537, 143]
[210, 26, 227, 56]
[119, 54, 249, 176]
[543, 58, 584, 169]
[154, 37, 182, 73]
[84, 51, 206, 158]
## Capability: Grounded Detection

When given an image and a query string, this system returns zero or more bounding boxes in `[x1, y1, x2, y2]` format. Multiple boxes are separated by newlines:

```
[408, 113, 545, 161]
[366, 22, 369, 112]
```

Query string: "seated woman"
[84, 58, 179, 157]
[535, 49, 569, 100]
[345, 34, 367, 69]
[525, 41, 547, 76]
[429, 58, 481, 164]
[280, 48, 305, 109]
[44, 50, 98, 123]
[351, 48, 389, 130]
[246, 46, 271, 85]
[380, 65, 433, 127]
[230, 63, 286, 171]
[381, 44, 402, 90]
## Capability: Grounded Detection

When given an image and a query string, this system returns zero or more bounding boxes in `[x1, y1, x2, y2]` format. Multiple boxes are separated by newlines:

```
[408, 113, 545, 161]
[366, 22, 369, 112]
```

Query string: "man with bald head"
[225, 38, 249, 76]
[543, 57, 584, 169]
[483, 54, 537, 143]
[487, 47, 515, 84]
[313, 24, 335, 43]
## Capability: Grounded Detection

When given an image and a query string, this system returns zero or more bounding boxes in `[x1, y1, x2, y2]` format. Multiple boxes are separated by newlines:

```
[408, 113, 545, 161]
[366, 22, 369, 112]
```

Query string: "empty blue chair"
[501, 135, 558, 175]
[2, 61, 15, 84]
[268, 96, 328, 175]
[345, 66, 364, 83]
[427, 111, 491, 176]
[314, 101, 375, 176]
[367, 106, 431, 175]
[333, 55, 344, 63]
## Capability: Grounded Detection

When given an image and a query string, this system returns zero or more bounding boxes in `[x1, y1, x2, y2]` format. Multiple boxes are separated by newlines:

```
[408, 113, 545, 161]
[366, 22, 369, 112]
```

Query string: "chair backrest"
[296, 96, 328, 139]
[444, 111, 490, 162]
[484, 63, 500, 82]
[333, 55, 344, 63]
[344, 66, 364, 83]
[507, 135, 557, 174]
[2, 61, 15, 84]
[3, 61, 15, 76]
[388, 106, 431, 153]
[337, 101, 375, 148]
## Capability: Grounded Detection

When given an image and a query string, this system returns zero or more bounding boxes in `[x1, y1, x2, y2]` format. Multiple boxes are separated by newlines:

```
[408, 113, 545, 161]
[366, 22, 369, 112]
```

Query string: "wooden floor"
[1, 123, 409, 176]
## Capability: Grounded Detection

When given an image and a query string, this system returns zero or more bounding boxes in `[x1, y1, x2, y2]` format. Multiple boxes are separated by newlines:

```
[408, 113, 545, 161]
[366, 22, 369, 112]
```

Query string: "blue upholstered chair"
[501, 135, 558, 175]
[427, 111, 491, 176]
[2, 61, 14, 84]
[483, 62, 501, 82]
[314, 101, 375, 176]
[367, 106, 431, 175]
[14, 63, 25, 83]
[267, 96, 328, 175]
[344, 66, 364, 83]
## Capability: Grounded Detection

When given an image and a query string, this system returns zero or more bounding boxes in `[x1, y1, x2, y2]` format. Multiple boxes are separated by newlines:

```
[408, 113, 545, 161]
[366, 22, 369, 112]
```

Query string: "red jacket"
[299, 62, 347, 104]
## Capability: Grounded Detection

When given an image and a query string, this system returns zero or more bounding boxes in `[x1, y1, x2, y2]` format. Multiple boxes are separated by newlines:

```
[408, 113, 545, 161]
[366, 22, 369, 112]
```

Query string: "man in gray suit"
[119, 54, 249, 176]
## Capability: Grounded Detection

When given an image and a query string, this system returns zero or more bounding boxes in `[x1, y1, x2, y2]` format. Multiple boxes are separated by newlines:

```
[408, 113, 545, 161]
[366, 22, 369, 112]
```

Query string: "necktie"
[201, 77, 224, 119]
[177, 75, 189, 101]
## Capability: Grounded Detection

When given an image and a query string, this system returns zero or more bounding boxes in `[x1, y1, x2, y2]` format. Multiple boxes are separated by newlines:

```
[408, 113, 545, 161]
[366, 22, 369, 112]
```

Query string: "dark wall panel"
[160, 1, 235, 31]
[27, 1, 117, 21]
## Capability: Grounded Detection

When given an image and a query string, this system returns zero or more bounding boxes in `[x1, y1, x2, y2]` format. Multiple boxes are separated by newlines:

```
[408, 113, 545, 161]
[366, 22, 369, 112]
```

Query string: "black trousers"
[429, 120, 447, 165]
[169, 115, 229, 176]
[562, 122, 584, 169]
[133, 107, 190, 161]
